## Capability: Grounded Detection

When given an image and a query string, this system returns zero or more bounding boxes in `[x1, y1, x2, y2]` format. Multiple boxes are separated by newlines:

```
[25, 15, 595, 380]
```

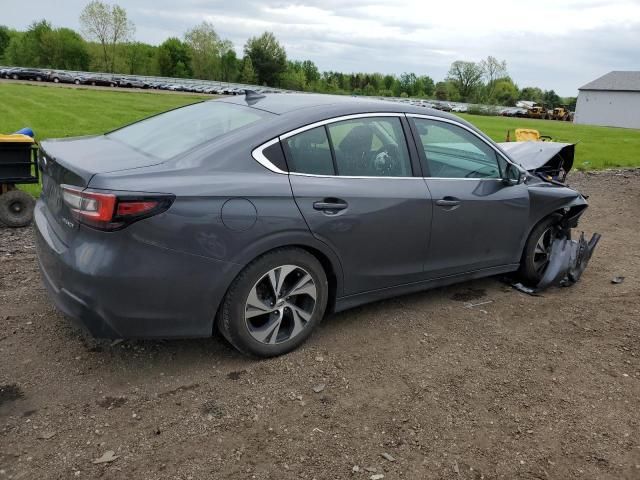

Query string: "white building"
[574, 71, 640, 129]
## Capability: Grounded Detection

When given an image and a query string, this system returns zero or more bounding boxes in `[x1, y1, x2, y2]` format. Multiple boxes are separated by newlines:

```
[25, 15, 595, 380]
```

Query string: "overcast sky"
[3, 0, 639, 95]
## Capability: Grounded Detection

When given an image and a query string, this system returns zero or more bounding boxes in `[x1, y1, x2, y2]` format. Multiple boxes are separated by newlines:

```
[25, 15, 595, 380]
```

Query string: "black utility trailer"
[0, 134, 38, 227]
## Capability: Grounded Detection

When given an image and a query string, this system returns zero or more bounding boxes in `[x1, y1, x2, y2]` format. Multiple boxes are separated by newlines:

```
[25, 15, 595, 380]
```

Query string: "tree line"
[0, 1, 575, 109]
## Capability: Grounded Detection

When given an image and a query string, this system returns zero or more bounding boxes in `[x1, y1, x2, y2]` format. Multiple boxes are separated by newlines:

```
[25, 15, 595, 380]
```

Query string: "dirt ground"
[1, 170, 639, 480]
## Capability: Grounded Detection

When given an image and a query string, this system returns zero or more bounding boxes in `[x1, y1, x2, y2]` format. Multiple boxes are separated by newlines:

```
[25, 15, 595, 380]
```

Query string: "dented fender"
[524, 182, 589, 242]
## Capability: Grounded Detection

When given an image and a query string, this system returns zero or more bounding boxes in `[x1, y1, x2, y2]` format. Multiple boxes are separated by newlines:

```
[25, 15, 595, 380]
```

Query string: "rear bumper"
[34, 200, 239, 339]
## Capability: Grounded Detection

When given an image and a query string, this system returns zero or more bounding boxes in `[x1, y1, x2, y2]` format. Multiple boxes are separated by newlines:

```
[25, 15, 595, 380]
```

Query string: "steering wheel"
[370, 144, 400, 175]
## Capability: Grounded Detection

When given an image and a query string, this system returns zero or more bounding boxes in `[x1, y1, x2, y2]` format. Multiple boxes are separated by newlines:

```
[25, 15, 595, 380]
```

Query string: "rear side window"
[327, 117, 411, 177]
[284, 127, 335, 175]
[282, 117, 412, 177]
[107, 101, 273, 160]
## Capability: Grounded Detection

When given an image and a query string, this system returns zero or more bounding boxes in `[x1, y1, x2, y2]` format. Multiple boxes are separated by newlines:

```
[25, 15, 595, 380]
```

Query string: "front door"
[409, 116, 530, 278]
[284, 115, 432, 295]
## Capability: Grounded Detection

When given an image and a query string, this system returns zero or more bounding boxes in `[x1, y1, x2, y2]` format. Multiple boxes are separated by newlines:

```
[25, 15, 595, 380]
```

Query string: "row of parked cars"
[0, 66, 275, 95]
[396, 98, 468, 113]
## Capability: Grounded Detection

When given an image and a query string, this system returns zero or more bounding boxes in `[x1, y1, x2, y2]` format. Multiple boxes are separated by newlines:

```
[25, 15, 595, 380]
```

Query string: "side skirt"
[333, 264, 519, 313]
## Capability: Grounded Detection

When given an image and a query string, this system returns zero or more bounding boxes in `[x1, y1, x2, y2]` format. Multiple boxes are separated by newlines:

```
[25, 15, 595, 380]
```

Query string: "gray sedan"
[34, 93, 590, 357]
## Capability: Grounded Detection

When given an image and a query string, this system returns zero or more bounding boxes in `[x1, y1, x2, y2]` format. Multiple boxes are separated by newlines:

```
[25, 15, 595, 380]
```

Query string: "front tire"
[218, 248, 328, 357]
[519, 214, 563, 285]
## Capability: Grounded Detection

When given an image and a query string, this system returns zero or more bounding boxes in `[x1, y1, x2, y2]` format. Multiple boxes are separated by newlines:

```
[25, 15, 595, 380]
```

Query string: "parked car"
[0, 66, 19, 78]
[35, 93, 592, 357]
[82, 75, 117, 87]
[451, 104, 468, 113]
[8, 68, 48, 81]
[116, 77, 149, 89]
[432, 102, 453, 112]
[48, 71, 87, 85]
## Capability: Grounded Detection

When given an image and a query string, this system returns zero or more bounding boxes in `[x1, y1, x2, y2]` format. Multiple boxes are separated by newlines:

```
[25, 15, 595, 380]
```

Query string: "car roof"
[216, 92, 467, 122]
[207, 93, 489, 153]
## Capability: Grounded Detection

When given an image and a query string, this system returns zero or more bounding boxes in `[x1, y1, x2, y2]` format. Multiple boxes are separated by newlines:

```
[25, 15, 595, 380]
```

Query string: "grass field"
[458, 113, 640, 171]
[1, 82, 639, 196]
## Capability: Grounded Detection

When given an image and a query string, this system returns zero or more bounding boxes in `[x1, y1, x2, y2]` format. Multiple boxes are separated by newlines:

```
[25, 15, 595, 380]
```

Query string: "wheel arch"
[525, 189, 588, 242]
[211, 238, 344, 334]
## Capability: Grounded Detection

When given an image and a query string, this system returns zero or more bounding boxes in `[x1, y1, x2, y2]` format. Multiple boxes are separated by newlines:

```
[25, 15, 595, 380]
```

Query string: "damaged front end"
[500, 141, 602, 293]
[498, 141, 575, 182]
[514, 231, 601, 295]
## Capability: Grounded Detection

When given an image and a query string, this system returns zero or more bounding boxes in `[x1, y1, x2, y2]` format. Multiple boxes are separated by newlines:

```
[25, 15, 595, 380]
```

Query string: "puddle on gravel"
[227, 370, 247, 380]
[451, 288, 487, 302]
[0, 384, 24, 406]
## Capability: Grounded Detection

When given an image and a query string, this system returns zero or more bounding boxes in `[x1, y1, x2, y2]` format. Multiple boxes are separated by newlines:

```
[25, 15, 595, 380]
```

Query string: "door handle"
[436, 197, 461, 207]
[313, 199, 348, 211]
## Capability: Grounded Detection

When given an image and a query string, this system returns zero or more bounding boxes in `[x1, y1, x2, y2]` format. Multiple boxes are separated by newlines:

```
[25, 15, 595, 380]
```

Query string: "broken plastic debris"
[514, 231, 601, 295]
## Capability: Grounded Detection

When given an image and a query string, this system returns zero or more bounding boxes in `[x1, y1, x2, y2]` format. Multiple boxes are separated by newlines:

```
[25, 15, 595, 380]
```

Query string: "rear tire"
[218, 248, 328, 357]
[0, 190, 35, 227]
[519, 214, 563, 286]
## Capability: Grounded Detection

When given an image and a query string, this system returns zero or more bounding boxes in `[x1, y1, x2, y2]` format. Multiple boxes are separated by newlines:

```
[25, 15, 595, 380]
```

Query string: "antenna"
[244, 89, 266, 101]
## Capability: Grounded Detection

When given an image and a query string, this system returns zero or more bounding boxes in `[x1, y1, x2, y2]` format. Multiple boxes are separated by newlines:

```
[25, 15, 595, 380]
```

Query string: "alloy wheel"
[244, 265, 317, 345]
[533, 227, 554, 275]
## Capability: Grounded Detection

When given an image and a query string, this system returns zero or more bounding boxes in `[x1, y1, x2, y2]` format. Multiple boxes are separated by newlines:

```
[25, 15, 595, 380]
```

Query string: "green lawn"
[459, 113, 640, 171]
[0, 83, 207, 139]
[1, 83, 638, 198]
[0, 82, 208, 195]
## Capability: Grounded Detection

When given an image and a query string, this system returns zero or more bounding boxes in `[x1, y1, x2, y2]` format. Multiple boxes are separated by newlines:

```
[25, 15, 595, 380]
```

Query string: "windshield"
[107, 101, 273, 160]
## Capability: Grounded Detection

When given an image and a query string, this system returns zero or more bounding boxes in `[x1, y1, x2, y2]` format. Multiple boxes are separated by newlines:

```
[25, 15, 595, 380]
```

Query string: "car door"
[408, 115, 530, 278]
[283, 114, 433, 295]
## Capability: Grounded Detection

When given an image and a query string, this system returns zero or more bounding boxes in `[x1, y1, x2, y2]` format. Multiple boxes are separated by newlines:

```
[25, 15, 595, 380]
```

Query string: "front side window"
[327, 117, 411, 177]
[413, 118, 501, 179]
[107, 101, 273, 160]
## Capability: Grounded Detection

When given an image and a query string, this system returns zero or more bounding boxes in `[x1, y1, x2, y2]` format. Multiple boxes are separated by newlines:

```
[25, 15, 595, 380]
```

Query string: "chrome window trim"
[251, 137, 288, 174]
[252, 112, 406, 176]
[425, 177, 503, 181]
[250, 112, 521, 179]
[279, 112, 404, 140]
[289, 172, 419, 180]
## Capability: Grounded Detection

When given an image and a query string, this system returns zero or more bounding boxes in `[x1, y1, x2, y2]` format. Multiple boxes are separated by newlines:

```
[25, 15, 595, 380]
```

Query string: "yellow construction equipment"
[505, 128, 553, 142]
[550, 105, 574, 122]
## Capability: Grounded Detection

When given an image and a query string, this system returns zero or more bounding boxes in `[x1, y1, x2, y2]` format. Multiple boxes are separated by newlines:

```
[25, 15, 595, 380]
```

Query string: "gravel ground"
[1, 170, 639, 480]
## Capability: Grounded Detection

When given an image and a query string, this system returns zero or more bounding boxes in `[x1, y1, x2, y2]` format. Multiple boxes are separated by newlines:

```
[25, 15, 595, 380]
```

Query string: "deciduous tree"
[243, 32, 286, 86]
[446, 61, 484, 101]
[184, 22, 221, 79]
[239, 56, 257, 84]
[157, 37, 191, 77]
[80, 1, 134, 72]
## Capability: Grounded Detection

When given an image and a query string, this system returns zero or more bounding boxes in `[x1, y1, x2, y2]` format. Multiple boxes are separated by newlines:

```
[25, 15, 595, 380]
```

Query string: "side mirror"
[503, 163, 525, 186]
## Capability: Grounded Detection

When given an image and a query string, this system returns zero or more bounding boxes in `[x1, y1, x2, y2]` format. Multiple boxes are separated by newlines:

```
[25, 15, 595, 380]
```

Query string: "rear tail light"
[62, 186, 173, 231]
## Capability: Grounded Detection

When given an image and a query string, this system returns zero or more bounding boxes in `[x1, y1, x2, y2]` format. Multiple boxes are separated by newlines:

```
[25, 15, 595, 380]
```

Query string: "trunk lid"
[38, 135, 163, 245]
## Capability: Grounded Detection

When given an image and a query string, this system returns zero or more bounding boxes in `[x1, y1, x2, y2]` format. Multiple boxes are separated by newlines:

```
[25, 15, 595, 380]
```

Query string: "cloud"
[2, 0, 639, 95]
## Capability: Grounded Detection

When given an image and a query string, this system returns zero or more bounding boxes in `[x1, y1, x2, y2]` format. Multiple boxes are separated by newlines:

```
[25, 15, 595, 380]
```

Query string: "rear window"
[107, 101, 273, 160]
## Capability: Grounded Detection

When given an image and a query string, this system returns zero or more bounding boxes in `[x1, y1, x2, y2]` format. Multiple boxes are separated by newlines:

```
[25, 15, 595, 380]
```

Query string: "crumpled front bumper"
[514, 231, 601, 295]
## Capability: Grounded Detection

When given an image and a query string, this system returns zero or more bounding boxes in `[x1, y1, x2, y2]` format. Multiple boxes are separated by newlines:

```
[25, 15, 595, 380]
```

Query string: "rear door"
[284, 114, 432, 295]
[408, 115, 530, 278]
